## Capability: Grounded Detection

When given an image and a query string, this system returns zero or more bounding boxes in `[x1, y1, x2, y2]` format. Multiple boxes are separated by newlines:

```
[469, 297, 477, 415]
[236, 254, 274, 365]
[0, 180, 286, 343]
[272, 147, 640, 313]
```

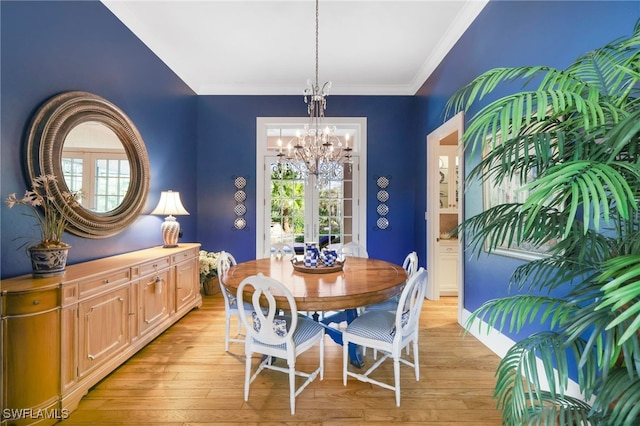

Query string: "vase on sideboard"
[28, 245, 70, 278]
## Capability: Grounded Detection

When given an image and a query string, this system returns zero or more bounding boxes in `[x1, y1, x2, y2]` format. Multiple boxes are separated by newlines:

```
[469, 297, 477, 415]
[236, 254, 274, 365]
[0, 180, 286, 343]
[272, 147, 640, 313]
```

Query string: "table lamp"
[151, 190, 189, 247]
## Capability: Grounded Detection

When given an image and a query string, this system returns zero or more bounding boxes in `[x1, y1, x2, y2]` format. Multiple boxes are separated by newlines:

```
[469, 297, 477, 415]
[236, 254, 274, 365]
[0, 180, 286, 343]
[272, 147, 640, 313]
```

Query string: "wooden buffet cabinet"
[0, 244, 202, 425]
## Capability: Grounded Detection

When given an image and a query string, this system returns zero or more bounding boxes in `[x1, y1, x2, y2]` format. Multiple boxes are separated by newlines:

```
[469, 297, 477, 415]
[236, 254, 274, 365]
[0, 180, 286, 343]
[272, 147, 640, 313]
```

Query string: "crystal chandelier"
[277, 0, 352, 187]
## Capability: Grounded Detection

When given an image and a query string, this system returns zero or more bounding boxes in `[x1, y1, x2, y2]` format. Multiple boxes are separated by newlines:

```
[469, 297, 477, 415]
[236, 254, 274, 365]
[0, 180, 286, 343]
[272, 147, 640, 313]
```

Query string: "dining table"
[221, 255, 408, 368]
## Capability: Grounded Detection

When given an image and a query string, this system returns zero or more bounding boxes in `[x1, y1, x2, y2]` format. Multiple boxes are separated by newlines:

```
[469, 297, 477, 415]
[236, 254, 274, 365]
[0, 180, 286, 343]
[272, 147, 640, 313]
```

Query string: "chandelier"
[277, 0, 353, 187]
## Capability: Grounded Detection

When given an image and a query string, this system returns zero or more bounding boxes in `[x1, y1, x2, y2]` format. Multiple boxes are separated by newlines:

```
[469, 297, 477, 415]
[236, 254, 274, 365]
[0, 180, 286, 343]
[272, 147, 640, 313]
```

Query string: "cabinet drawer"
[171, 247, 198, 264]
[78, 268, 131, 299]
[439, 241, 458, 254]
[139, 256, 171, 277]
[3, 287, 58, 316]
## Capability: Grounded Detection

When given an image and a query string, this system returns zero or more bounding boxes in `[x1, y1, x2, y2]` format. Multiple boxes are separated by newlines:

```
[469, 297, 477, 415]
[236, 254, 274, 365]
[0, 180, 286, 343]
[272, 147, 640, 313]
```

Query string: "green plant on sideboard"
[446, 19, 640, 425]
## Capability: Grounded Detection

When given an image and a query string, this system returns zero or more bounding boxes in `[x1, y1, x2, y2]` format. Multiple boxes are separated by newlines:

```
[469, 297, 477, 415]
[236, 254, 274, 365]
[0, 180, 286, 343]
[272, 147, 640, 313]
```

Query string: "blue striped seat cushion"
[345, 311, 395, 343]
[252, 316, 324, 349]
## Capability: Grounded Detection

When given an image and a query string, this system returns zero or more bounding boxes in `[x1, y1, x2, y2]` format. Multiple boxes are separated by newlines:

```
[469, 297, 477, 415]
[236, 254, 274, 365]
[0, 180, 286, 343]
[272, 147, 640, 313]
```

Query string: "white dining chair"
[364, 251, 419, 312]
[340, 241, 369, 259]
[342, 267, 427, 406]
[217, 251, 255, 351]
[362, 251, 419, 358]
[270, 242, 294, 260]
[237, 273, 324, 415]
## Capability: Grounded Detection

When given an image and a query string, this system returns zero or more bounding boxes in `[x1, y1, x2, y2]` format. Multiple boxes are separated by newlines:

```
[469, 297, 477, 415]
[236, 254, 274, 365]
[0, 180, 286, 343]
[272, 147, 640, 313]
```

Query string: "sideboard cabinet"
[1, 244, 201, 425]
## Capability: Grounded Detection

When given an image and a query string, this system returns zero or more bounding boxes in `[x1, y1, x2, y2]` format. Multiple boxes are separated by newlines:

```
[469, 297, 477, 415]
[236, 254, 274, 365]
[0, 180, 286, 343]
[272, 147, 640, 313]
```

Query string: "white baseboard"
[460, 308, 587, 401]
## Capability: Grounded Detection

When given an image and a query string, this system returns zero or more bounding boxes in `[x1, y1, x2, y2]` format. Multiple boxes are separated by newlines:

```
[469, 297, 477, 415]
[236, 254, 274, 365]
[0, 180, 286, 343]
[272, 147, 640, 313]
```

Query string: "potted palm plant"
[445, 20, 640, 424]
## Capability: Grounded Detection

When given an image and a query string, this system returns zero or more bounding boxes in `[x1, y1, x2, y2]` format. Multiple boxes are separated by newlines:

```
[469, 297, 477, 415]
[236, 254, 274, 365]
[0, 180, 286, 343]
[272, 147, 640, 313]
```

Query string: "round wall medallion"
[234, 190, 247, 202]
[376, 190, 389, 202]
[376, 176, 389, 188]
[234, 176, 247, 189]
[376, 217, 389, 230]
[234, 204, 247, 216]
[376, 204, 389, 216]
[234, 217, 247, 230]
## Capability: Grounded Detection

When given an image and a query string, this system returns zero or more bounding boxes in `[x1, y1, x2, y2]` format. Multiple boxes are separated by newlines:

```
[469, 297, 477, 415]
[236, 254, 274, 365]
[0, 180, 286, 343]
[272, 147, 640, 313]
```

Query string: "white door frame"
[256, 117, 367, 259]
[426, 112, 464, 314]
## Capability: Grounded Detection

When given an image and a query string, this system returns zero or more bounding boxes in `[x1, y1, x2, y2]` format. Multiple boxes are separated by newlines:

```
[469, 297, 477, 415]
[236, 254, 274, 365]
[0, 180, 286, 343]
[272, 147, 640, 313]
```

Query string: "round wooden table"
[222, 256, 408, 312]
[222, 256, 408, 368]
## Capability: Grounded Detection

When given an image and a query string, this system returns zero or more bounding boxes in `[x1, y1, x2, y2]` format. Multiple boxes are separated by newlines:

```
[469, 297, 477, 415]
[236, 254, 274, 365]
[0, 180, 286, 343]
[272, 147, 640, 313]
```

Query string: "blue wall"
[1, 1, 197, 278]
[416, 0, 639, 315]
[196, 95, 419, 265]
[1, 0, 637, 338]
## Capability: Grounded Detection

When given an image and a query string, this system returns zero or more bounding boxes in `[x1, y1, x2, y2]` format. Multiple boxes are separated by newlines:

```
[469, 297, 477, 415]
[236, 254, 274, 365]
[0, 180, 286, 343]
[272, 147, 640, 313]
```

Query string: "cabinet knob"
[32, 300, 39, 305]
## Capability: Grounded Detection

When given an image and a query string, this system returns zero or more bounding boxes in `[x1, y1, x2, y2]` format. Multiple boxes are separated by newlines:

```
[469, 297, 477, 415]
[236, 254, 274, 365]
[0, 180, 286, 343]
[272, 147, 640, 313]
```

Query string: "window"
[62, 150, 130, 212]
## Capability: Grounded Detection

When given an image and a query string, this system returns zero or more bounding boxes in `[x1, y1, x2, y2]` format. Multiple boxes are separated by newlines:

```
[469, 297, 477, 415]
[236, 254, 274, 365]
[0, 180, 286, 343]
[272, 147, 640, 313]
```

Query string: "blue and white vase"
[304, 242, 319, 267]
[321, 249, 338, 267]
[28, 245, 70, 278]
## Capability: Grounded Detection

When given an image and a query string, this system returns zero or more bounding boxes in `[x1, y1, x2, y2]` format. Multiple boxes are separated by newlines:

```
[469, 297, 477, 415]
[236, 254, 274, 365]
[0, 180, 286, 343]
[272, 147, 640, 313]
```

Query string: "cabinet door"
[139, 269, 171, 337]
[438, 244, 459, 296]
[78, 286, 130, 378]
[3, 307, 60, 416]
[175, 258, 198, 313]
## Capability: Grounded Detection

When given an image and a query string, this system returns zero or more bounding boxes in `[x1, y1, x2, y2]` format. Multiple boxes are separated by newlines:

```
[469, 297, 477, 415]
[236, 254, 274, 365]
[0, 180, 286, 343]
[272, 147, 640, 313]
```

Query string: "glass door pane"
[439, 155, 449, 209]
[266, 157, 358, 256]
[269, 162, 306, 251]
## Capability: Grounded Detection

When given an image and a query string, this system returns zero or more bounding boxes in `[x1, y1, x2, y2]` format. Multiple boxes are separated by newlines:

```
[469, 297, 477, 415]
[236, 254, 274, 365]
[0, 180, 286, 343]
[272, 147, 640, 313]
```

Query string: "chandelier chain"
[315, 0, 319, 91]
[275, 0, 353, 188]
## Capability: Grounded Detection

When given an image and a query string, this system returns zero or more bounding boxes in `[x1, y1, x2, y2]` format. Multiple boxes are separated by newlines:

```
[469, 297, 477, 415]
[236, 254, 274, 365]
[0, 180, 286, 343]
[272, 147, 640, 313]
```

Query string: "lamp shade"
[151, 190, 189, 216]
[151, 191, 189, 248]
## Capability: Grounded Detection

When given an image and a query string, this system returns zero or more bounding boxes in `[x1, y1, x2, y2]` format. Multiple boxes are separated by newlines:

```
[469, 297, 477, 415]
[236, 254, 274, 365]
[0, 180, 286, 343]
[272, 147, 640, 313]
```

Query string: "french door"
[256, 117, 367, 259]
[264, 156, 359, 256]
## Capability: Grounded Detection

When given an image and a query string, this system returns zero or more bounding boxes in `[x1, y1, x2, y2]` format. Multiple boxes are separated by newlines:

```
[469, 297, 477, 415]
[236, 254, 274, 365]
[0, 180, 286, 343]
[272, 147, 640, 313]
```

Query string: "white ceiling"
[101, 0, 488, 96]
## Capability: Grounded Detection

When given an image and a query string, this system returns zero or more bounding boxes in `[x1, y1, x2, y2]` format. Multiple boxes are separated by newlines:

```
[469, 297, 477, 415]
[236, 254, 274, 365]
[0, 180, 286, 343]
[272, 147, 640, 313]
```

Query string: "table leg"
[318, 308, 364, 368]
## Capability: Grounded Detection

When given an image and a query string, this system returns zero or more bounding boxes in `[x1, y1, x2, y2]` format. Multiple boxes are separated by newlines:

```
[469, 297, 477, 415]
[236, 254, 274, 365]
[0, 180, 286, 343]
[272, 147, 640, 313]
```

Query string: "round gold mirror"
[26, 91, 150, 238]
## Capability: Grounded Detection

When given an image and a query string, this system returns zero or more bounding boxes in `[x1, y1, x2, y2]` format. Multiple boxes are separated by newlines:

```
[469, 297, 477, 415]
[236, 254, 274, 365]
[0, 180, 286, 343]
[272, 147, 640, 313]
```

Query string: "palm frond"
[597, 255, 640, 345]
[456, 203, 566, 258]
[509, 254, 599, 294]
[521, 161, 637, 236]
[461, 92, 622, 160]
[494, 331, 589, 424]
[465, 296, 573, 336]
[591, 367, 640, 425]
[522, 392, 592, 426]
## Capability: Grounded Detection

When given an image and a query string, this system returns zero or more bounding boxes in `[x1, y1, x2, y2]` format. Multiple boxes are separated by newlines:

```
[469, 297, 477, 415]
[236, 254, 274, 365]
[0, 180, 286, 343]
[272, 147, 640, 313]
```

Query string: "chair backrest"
[402, 251, 419, 278]
[217, 251, 238, 303]
[271, 242, 294, 259]
[340, 242, 369, 258]
[393, 267, 427, 341]
[236, 273, 298, 346]
[217, 251, 237, 284]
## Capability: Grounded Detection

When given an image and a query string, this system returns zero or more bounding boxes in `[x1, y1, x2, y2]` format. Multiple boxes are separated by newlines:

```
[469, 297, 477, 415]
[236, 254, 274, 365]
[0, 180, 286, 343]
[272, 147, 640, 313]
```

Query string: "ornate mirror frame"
[25, 91, 150, 238]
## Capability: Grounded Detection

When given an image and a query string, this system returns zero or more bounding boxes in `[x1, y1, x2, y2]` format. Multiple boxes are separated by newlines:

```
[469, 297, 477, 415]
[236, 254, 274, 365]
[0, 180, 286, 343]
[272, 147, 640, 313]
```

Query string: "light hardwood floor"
[59, 294, 502, 425]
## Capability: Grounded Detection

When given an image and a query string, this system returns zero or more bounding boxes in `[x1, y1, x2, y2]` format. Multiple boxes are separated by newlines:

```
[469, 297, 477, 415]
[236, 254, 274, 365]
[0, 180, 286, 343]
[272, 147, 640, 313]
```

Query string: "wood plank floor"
[59, 294, 502, 425]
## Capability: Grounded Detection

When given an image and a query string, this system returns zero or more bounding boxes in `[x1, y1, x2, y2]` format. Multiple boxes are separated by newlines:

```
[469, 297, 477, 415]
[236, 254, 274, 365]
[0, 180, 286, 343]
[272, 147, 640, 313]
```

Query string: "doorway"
[426, 112, 464, 316]
[256, 117, 367, 258]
